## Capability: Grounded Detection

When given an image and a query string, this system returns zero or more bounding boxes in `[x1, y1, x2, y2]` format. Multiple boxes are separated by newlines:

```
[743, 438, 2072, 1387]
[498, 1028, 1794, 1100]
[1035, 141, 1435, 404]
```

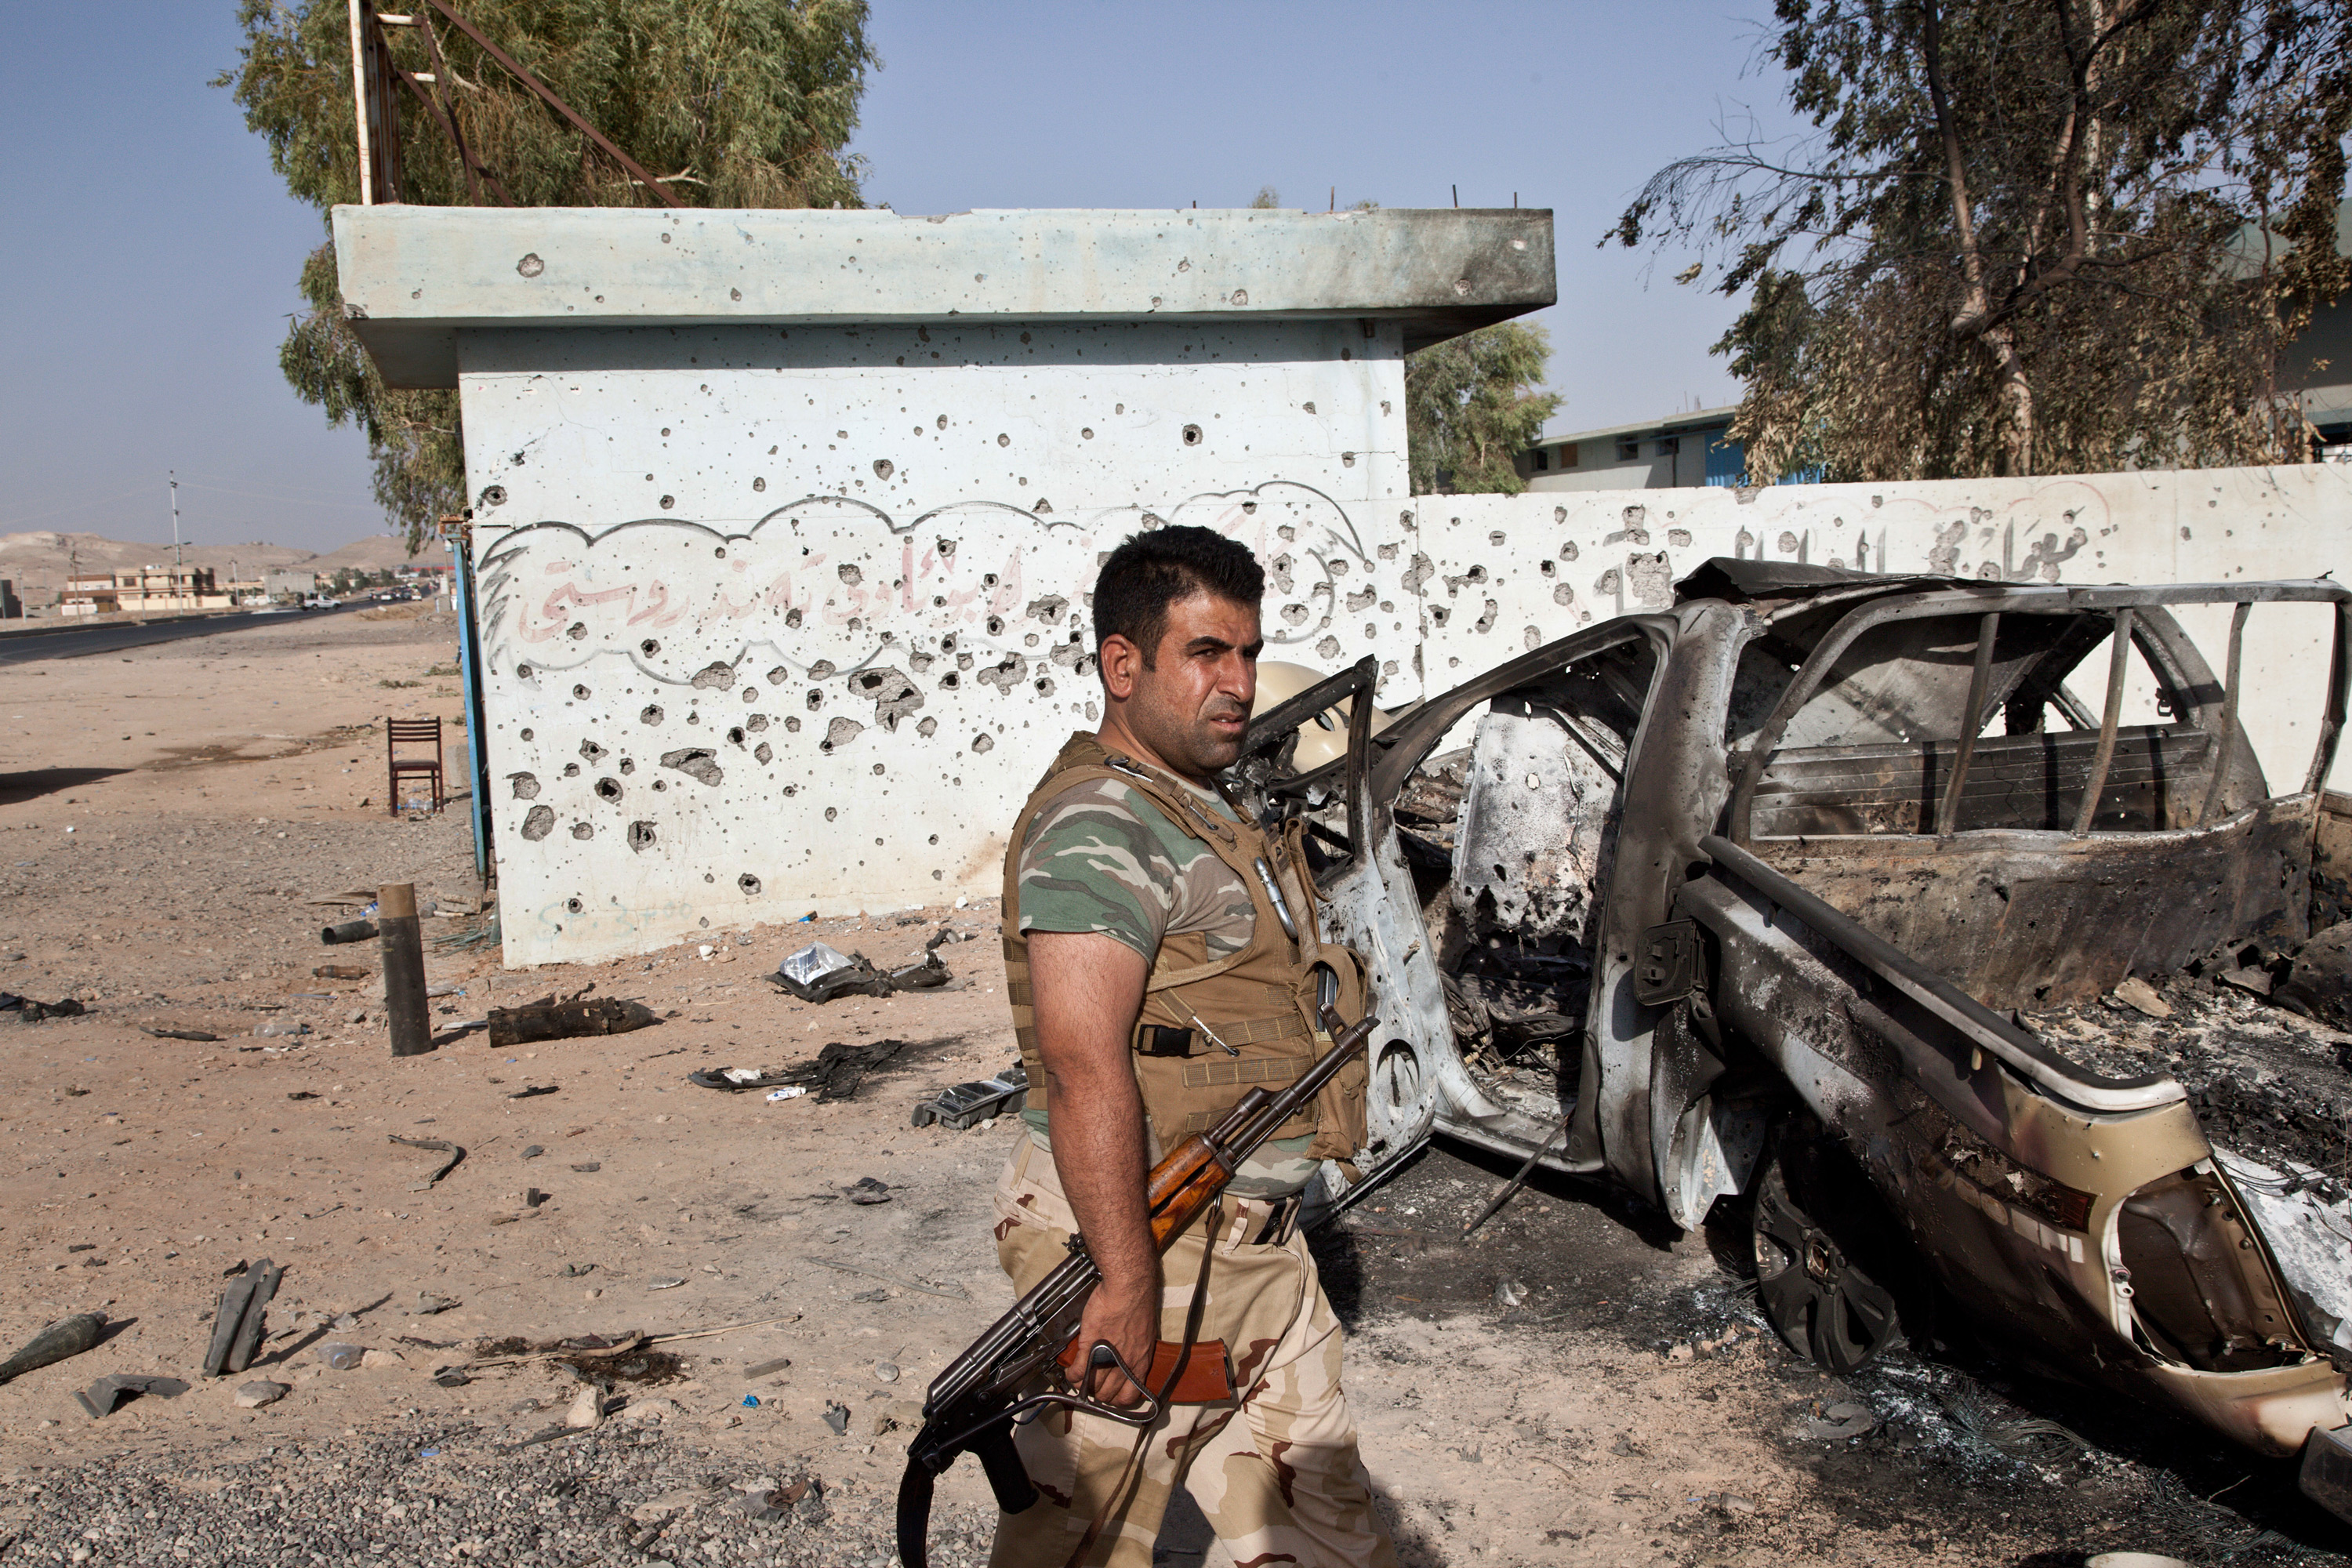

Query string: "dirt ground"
[0, 608, 2345, 1567]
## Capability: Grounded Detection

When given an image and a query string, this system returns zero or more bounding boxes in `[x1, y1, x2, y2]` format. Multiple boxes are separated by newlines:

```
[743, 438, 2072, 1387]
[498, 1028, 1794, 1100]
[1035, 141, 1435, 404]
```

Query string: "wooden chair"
[386, 717, 445, 817]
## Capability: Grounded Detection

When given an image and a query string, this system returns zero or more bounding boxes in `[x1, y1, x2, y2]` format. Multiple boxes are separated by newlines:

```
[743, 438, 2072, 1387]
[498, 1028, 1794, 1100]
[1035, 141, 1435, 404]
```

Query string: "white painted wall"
[470, 445, 2350, 966]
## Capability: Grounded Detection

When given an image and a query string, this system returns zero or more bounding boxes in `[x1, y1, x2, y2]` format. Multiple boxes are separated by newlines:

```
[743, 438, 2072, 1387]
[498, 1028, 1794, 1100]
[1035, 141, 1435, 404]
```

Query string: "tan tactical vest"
[1001, 732, 1370, 1164]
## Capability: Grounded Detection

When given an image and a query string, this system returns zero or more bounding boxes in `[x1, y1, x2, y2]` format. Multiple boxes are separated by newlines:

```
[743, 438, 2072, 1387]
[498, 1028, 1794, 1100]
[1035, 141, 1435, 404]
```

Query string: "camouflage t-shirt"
[1015, 772, 1319, 1198]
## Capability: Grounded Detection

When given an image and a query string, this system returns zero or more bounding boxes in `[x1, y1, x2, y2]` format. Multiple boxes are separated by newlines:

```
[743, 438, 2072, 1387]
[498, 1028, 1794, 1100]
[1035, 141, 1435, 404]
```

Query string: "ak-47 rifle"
[895, 1003, 1377, 1568]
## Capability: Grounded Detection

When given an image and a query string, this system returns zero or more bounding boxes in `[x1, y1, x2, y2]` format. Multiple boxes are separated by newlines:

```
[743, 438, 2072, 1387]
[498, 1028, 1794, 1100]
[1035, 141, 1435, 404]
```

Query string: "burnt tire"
[1751, 1123, 1905, 1376]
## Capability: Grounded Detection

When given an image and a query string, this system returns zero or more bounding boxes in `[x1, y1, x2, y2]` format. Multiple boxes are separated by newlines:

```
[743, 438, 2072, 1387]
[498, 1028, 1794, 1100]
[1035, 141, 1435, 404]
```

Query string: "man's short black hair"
[1091, 525, 1264, 666]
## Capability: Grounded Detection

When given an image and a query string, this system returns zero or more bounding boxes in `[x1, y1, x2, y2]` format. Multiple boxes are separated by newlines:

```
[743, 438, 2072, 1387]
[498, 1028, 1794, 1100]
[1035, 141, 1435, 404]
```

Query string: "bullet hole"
[660, 495, 675, 510]
[1595, 568, 1622, 595]
[1540, 560, 1557, 577]
[688, 711, 701, 725]
[941, 633, 959, 652]
[641, 704, 665, 724]
[1181, 424, 1203, 446]
[661, 427, 671, 437]
[825, 806, 839, 822]
[746, 713, 769, 732]
[1778, 531, 1800, 554]
[520, 728, 534, 741]
[978, 657, 1025, 695]
[727, 726, 746, 746]
[956, 652, 975, 670]
[1429, 606, 1450, 626]
[821, 717, 866, 752]
[733, 872, 764, 898]
[1562, 540, 1581, 561]
[873, 459, 895, 480]
[565, 896, 586, 917]
[782, 784, 796, 797]
[1026, 594, 1068, 624]
[784, 716, 801, 733]
[661, 748, 724, 786]
[837, 564, 862, 586]
[730, 286, 742, 300]
[935, 413, 948, 428]
[1034, 677, 1056, 698]
[1281, 604, 1309, 626]
[1081, 427, 1094, 440]
[986, 615, 1005, 636]
[566, 622, 586, 640]
[785, 608, 804, 629]
[807, 689, 824, 710]
[509, 772, 541, 799]
[1049, 641, 1086, 670]
[520, 805, 556, 840]
[971, 733, 995, 753]
[691, 662, 735, 689]
[572, 684, 591, 700]
[754, 742, 773, 764]
[873, 763, 887, 776]
[1553, 583, 1578, 606]
[996, 434, 1010, 447]
[1316, 636, 1342, 659]
[916, 717, 938, 738]
[570, 822, 593, 840]
[562, 762, 581, 777]
[1472, 598, 1501, 634]
[516, 252, 543, 277]
[580, 739, 608, 762]
[856, 668, 924, 729]
[753, 477, 766, 492]
[1341, 452, 1356, 467]
[480, 485, 507, 508]
[516, 663, 534, 680]
[640, 638, 660, 657]
[627, 820, 657, 852]
[619, 758, 636, 775]
[653, 779, 666, 791]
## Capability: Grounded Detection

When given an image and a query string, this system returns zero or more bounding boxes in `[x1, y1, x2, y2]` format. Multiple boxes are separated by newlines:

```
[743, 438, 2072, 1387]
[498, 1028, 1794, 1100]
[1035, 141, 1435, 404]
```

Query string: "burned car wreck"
[1236, 559, 2352, 1518]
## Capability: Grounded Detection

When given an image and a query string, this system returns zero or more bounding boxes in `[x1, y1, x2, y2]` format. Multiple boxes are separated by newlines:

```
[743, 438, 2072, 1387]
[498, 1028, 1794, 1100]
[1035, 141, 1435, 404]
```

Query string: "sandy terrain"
[0, 608, 2341, 1567]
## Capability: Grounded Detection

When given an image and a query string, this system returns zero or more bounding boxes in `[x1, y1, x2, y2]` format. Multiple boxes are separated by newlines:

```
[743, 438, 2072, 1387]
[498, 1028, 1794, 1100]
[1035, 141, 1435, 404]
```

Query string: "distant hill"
[0, 528, 430, 604]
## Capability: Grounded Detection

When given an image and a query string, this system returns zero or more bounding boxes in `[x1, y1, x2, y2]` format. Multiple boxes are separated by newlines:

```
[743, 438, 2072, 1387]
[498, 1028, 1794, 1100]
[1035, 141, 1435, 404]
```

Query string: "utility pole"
[169, 471, 183, 572]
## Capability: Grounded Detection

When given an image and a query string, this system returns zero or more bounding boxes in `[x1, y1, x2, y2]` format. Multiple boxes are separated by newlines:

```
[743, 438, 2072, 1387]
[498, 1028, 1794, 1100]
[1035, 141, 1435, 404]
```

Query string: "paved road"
[0, 603, 371, 666]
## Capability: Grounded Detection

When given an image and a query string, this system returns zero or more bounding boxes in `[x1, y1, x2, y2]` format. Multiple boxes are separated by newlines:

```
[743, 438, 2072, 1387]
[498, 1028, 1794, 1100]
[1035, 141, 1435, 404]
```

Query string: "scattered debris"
[314, 964, 372, 980]
[1, 993, 85, 1022]
[1493, 1278, 1528, 1308]
[2278, 920, 2352, 1026]
[570, 1161, 601, 1173]
[487, 991, 658, 1046]
[521, 1144, 544, 1159]
[909, 1062, 1028, 1130]
[564, 1385, 604, 1430]
[0, 1315, 104, 1386]
[320, 920, 377, 946]
[1795, 1400, 1878, 1441]
[771, 943, 952, 1004]
[411, 1294, 459, 1316]
[820, 1403, 850, 1436]
[800, 1254, 970, 1301]
[2112, 975, 2172, 1018]
[389, 1134, 465, 1190]
[234, 1380, 289, 1409]
[648, 1277, 687, 1290]
[844, 1176, 893, 1205]
[317, 1344, 364, 1370]
[765, 1086, 808, 1102]
[140, 1025, 220, 1042]
[74, 1374, 187, 1418]
[506, 1084, 559, 1100]
[201, 1259, 282, 1377]
[694, 1038, 911, 1103]
[873, 1361, 899, 1383]
[744, 1356, 792, 1379]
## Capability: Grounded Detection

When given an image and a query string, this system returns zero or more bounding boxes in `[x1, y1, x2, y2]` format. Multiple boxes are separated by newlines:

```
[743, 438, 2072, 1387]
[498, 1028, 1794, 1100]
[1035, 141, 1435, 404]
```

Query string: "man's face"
[1109, 592, 1262, 783]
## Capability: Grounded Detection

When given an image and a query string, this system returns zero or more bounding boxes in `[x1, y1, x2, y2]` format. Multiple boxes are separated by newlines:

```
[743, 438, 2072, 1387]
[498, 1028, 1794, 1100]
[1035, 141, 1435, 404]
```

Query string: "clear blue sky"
[0, 1, 1772, 555]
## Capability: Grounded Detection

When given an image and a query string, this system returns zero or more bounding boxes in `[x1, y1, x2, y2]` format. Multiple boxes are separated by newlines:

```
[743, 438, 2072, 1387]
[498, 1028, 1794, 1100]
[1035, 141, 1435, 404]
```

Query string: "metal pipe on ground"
[379, 883, 430, 1057]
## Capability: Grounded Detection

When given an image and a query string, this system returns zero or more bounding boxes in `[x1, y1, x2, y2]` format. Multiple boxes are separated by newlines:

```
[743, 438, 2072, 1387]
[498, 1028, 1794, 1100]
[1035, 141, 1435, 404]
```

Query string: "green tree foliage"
[1405, 323, 1563, 493]
[220, 1, 878, 549]
[1611, 0, 2351, 481]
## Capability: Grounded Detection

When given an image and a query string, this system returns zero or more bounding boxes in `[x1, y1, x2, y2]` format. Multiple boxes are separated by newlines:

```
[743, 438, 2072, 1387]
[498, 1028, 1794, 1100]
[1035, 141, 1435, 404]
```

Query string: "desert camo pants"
[985, 1136, 1399, 1568]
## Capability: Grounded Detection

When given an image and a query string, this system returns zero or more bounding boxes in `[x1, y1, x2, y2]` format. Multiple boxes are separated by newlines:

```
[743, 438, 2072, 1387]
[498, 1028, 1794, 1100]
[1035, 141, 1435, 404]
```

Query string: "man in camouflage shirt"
[986, 526, 1396, 1567]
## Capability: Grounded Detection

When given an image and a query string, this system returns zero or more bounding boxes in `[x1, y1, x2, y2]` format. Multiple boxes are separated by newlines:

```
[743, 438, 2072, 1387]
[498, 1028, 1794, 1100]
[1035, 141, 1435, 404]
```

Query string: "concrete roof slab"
[331, 205, 1555, 387]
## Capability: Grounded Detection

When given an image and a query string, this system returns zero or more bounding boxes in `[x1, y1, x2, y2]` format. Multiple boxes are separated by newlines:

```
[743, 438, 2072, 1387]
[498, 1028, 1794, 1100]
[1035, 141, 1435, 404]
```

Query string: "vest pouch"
[1297, 946, 1372, 1164]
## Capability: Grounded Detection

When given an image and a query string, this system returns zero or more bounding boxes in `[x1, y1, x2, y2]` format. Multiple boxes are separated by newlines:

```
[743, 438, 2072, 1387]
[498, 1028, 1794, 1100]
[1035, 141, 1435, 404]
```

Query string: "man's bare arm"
[1026, 930, 1157, 1404]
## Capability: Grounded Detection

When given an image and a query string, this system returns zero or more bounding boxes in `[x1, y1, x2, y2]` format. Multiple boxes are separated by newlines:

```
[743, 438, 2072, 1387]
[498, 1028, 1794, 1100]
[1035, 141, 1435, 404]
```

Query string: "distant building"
[58, 564, 230, 617]
[2278, 201, 2352, 459]
[0, 579, 20, 619]
[1513, 406, 1817, 492]
[266, 568, 321, 598]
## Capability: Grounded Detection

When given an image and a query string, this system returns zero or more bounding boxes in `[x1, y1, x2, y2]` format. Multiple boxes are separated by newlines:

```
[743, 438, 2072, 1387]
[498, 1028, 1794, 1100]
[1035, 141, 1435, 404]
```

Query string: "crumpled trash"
[74, 1374, 188, 1418]
[318, 1343, 365, 1370]
[690, 1038, 910, 1105]
[844, 1176, 893, 1206]
[1, 993, 85, 1023]
[487, 991, 658, 1047]
[820, 1403, 850, 1436]
[771, 943, 952, 1003]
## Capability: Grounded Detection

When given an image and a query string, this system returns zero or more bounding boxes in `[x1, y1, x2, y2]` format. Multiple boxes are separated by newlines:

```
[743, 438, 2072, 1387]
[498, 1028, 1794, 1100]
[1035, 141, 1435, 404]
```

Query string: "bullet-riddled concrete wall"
[468, 459, 2347, 965]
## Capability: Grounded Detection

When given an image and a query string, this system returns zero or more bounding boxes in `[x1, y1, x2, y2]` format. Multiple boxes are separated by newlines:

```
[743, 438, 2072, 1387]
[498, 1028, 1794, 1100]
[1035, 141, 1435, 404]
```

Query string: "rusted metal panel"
[1749, 796, 2317, 1010]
